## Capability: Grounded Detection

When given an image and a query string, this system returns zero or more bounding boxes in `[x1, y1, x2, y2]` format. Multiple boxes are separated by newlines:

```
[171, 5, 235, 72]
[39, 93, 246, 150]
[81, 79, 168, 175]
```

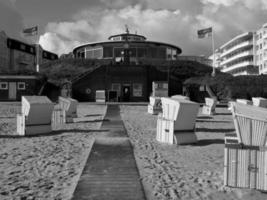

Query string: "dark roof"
[108, 33, 146, 40]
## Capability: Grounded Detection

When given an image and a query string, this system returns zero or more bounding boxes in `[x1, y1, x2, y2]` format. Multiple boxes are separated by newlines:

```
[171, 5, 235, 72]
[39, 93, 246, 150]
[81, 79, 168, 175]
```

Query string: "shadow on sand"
[83, 114, 103, 117]
[193, 139, 224, 146]
[214, 112, 232, 116]
[0, 129, 109, 138]
[197, 116, 213, 119]
[74, 119, 110, 123]
[196, 127, 235, 133]
[196, 120, 232, 123]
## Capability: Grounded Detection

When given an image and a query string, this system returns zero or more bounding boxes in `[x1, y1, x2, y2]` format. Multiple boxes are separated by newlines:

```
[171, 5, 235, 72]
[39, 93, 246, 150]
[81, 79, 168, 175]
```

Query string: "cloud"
[201, 0, 238, 7]
[39, 32, 81, 55]
[39, 1, 267, 56]
[40, 5, 206, 56]
[201, 0, 267, 10]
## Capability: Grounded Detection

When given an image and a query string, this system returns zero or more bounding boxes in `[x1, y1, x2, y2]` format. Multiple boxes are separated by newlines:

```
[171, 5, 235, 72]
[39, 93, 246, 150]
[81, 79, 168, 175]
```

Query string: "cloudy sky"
[1, 0, 267, 56]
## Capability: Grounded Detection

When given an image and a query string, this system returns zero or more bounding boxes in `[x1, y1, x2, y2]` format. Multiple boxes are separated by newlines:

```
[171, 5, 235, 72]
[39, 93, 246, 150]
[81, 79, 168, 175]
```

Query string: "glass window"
[129, 48, 136, 57]
[133, 83, 142, 97]
[103, 47, 113, 58]
[111, 83, 121, 95]
[81, 52, 85, 58]
[158, 48, 166, 59]
[114, 48, 124, 57]
[93, 49, 103, 58]
[20, 44, 26, 50]
[0, 82, 8, 90]
[17, 82, 26, 90]
[137, 48, 146, 58]
[86, 50, 93, 58]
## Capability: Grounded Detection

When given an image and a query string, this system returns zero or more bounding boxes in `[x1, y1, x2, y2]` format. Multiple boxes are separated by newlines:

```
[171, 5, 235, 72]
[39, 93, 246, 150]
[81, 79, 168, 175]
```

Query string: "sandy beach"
[1, 103, 267, 200]
[0, 103, 106, 200]
[120, 105, 267, 200]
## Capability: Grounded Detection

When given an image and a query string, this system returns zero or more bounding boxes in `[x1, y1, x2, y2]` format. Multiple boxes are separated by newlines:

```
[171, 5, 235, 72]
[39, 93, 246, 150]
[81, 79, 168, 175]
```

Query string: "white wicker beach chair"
[252, 97, 267, 108]
[230, 102, 267, 146]
[171, 95, 189, 100]
[58, 96, 78, 123]
[157, 97, 199, 144]
[148, 96, 162, 115]
[202, 97, 217, 115]
[236, 99, 252, 105]
[17, 96, 54, 136]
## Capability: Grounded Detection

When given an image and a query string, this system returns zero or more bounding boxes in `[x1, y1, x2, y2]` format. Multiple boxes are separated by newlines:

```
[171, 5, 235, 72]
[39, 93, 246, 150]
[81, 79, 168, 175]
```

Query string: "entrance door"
[122, 86, 130, 102]
[9, 82, 17, 100]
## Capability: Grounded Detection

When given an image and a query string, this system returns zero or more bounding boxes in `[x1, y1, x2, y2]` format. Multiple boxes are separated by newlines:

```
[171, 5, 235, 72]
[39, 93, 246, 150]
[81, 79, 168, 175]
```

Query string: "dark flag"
[23, 26, 38, 36]
[197, 27, 212, 38]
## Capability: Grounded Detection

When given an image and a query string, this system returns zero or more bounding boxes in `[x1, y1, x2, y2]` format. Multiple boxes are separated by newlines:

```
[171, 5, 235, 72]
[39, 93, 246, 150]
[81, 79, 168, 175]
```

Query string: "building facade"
[72, 65, 184, 102]
[256, 23, 267, 74]
[211, 23, 267, 76]
[0, 31, 58, 72]
[73, 31, 182, 65]
[177, 55, 212, 66]
[0, 75, 41, 101]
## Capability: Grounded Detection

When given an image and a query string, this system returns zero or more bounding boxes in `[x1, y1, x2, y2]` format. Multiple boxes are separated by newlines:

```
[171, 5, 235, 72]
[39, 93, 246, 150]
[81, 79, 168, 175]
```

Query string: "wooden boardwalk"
[72, 105, 146, 200]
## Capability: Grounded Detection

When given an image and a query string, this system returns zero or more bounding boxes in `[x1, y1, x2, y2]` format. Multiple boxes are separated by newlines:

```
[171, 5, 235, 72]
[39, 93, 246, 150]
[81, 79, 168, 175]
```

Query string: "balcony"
[221, 41, 253, 57]
[221, 60, 254, 73]
[220, 50, 253, 66]
[233, 71, 248, 76]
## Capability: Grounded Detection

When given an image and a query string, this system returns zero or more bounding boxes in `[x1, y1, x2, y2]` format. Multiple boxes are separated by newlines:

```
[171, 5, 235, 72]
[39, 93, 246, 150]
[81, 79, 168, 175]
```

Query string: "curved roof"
[73, 40, 182, 54]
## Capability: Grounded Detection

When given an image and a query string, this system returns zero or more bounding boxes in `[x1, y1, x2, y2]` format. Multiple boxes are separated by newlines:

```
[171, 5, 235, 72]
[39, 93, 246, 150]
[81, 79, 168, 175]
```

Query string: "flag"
[197, 27, 212, 38]
[23, 26, 38, 36]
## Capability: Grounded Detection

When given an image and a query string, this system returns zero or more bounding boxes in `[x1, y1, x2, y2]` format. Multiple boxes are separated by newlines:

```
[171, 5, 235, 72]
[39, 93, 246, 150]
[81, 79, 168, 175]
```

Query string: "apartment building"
[211, 23, 267, 76]
[177, 55, 212, 66]
[256, 23, 267, 74]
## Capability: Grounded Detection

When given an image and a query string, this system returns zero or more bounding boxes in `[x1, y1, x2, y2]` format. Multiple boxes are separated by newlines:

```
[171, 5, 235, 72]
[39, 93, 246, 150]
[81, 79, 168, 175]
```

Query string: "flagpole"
[211, 27, 215, 77]
[36, 25, 39, 72]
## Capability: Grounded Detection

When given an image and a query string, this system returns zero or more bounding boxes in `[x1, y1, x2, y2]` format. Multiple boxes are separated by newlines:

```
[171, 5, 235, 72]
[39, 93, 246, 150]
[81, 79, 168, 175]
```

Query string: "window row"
[0, 82, 26, 90]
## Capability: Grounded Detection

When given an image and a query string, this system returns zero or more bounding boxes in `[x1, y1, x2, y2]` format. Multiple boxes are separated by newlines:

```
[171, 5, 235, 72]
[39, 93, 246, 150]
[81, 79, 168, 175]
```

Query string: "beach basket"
[52, 107, 65, 125]
[231, 102, 267, 146]
[252, 97, 267, 108]
[17, 96, 54, 136]
[149, 96, 161, 107]
[236, 99, 252, 105]
[171, 95, 189, 100]
[96, 90, 106, 103]
[156, 113, 197, 145]
[58, 96, 78, 123]
[157, 98, 199, 145]
[224, 144, 267, 191]
[148, 96, 162, 115]
[161, 97, 199, 129]
[202, 97, 217, 115]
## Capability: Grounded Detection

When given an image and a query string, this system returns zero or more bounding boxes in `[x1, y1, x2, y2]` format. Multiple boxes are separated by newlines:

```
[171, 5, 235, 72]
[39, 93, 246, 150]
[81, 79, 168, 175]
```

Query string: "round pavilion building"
[73, 31, 182, 64]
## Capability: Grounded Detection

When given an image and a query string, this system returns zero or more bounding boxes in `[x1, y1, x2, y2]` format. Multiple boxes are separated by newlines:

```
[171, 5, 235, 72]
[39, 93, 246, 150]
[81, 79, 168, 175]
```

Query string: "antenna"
[125, 24, 129, 34]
